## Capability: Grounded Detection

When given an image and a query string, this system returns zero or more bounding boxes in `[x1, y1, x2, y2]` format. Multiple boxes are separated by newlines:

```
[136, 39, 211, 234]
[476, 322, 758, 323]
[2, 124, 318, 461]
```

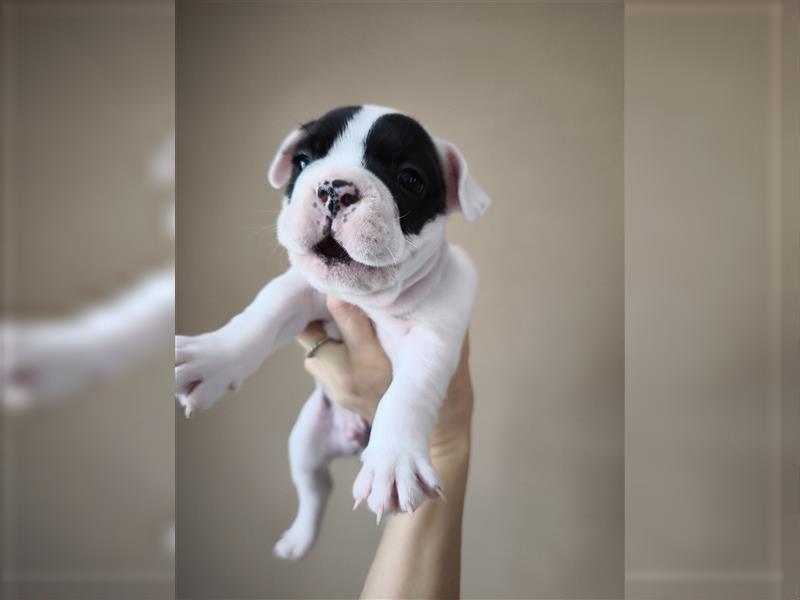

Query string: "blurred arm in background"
[2, 266, 174, 410]
[2, 134, 174, 412]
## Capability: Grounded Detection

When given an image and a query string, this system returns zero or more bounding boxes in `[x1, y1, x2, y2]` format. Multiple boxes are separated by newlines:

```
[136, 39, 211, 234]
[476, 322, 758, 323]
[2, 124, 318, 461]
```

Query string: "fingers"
[302, 345, 357, 411]
[297, 322, 354, 409]
[295, 299, 388, 422]
[302, 354, 333, 383]
[295, 321, 327, 350]
[297, 299, 380, 362]
[326, 296, 377, 353]
[297, 321, 346, 383]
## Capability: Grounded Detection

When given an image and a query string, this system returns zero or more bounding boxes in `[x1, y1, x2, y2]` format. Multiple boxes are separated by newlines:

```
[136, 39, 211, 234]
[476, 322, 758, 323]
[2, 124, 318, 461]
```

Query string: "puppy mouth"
[313, 233, 352, 265]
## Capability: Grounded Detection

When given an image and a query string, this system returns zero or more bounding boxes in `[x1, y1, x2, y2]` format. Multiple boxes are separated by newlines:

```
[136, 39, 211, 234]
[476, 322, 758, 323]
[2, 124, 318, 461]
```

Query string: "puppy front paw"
[175, 330, 252, 417]
[352, 442, 443, 521]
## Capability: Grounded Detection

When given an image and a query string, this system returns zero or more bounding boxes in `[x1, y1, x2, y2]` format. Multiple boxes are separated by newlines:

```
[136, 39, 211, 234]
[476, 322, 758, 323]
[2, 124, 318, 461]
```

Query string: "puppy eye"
[397, 168, 425, 195]
[293, 154, 311, 172]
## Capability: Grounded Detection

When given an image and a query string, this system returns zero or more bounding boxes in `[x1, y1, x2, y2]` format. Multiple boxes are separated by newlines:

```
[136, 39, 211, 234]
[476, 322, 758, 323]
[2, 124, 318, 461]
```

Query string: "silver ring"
[305, 335, 333, 358]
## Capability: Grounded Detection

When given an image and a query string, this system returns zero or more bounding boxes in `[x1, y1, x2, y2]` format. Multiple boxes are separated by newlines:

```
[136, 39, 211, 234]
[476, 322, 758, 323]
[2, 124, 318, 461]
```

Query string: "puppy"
[175, 105, 489, 559]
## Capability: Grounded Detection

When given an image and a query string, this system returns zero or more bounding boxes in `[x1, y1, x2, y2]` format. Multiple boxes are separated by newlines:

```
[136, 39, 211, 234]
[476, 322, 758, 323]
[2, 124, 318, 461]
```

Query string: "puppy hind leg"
[273, 386, 335, 560]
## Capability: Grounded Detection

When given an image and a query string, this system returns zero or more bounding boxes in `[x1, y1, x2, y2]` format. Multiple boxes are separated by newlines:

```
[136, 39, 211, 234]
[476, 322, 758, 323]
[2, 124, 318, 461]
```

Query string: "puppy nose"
[316, 179, 360, 217]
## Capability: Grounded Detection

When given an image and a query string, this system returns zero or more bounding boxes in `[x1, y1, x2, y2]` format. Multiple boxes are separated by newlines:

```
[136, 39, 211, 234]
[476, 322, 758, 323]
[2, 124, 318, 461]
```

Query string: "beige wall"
[176, 2, 624, 599]
[625, 2, 798, 599]
[3, 2, 175, 600]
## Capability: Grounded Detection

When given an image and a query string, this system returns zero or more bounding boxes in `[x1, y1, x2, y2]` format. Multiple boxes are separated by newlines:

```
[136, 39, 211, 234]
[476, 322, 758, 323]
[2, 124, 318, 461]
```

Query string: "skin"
[297, 296, 473, 599]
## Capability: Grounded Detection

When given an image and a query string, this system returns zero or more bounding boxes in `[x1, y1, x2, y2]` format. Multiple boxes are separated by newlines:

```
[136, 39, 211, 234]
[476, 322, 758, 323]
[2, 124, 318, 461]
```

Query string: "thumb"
[326, 296, 378, 353]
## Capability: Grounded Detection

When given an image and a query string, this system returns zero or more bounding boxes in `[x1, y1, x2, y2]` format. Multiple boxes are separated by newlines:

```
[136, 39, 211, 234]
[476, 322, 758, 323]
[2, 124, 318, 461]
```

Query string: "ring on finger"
[305, 335, 334, 358]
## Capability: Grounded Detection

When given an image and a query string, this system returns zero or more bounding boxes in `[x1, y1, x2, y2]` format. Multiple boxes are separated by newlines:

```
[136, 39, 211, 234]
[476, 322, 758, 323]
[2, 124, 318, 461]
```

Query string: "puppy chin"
[288, 250, 399, 295]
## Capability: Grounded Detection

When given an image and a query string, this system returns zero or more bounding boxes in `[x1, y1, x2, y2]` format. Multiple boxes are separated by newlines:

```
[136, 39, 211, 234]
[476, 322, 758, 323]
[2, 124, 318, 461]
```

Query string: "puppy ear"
[436, 139, 491, 221]
[268, 127, 308, 189]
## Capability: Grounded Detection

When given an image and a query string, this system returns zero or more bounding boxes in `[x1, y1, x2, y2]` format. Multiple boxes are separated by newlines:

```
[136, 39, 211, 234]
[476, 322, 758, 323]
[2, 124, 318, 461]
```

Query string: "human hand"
[296, 296, 392, 423]
[296, 296, 473, 460]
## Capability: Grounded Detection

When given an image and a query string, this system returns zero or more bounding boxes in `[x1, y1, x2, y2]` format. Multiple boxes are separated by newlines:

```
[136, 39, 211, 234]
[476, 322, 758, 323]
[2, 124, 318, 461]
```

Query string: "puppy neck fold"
[339, 238, 449, 316]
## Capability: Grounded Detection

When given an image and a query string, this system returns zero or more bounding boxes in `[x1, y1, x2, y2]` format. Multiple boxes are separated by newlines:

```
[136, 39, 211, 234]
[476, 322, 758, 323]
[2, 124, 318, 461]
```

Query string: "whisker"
[386, 243, 399, 265]
[243, 224, 279, 234]
[242, 222, 280, 243]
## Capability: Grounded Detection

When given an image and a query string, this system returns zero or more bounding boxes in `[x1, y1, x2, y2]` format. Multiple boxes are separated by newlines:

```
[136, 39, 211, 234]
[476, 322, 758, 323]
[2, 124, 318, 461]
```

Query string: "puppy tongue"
[316, 234, 349, 260]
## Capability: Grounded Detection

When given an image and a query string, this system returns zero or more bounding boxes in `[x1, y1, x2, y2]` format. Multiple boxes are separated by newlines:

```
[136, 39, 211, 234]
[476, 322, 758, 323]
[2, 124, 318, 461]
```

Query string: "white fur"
[326, 104, 395, 167]
[175, 106, 487, 559]
[3, 268, 175, 412]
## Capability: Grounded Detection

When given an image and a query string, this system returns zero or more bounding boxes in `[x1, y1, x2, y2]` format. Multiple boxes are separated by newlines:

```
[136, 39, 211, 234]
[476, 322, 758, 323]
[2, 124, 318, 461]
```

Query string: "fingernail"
[353, 498, 362, 511]
[185, 406, 193, 419]
[435, 487, 447, 502]
[376, 509, 383, 525]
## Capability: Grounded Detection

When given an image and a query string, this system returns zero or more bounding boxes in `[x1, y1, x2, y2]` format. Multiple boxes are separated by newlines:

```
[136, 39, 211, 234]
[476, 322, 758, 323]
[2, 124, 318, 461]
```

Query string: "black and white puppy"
[175, 105, 489, 559]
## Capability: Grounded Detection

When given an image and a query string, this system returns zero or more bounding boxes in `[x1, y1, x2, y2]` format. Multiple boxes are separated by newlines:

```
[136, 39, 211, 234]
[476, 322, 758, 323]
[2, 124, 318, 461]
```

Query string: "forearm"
[360, 433, 470, 600]
[361, 337, 473, 600]
[75, 268, 174, 375]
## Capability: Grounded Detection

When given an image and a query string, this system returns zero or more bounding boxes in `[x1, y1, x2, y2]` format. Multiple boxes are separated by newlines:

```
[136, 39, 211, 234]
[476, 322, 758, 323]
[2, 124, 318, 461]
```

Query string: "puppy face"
[269, 105, 489, 295]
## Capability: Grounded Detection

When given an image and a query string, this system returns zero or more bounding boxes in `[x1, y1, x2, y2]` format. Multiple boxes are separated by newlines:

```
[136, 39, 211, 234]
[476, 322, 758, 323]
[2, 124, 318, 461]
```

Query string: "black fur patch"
[285, 105, 361, 199]
[363, 114, 446, 236]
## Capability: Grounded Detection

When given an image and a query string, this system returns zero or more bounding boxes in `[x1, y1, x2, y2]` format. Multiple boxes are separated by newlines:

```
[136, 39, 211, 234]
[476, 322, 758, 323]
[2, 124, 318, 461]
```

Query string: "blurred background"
[2, 1, 174, 599]
[625, 2, 798, 599]
[2, 1, 798, 599]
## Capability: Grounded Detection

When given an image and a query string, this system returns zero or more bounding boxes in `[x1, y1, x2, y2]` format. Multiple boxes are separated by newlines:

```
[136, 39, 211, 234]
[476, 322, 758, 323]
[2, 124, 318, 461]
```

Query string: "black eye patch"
[285, 105, 361, 199]
[363, 114, 446, 236]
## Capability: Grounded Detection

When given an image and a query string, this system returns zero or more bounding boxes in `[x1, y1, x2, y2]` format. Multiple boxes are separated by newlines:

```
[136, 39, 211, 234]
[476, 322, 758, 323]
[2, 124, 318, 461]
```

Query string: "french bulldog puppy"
[175, 105, 489, 559]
